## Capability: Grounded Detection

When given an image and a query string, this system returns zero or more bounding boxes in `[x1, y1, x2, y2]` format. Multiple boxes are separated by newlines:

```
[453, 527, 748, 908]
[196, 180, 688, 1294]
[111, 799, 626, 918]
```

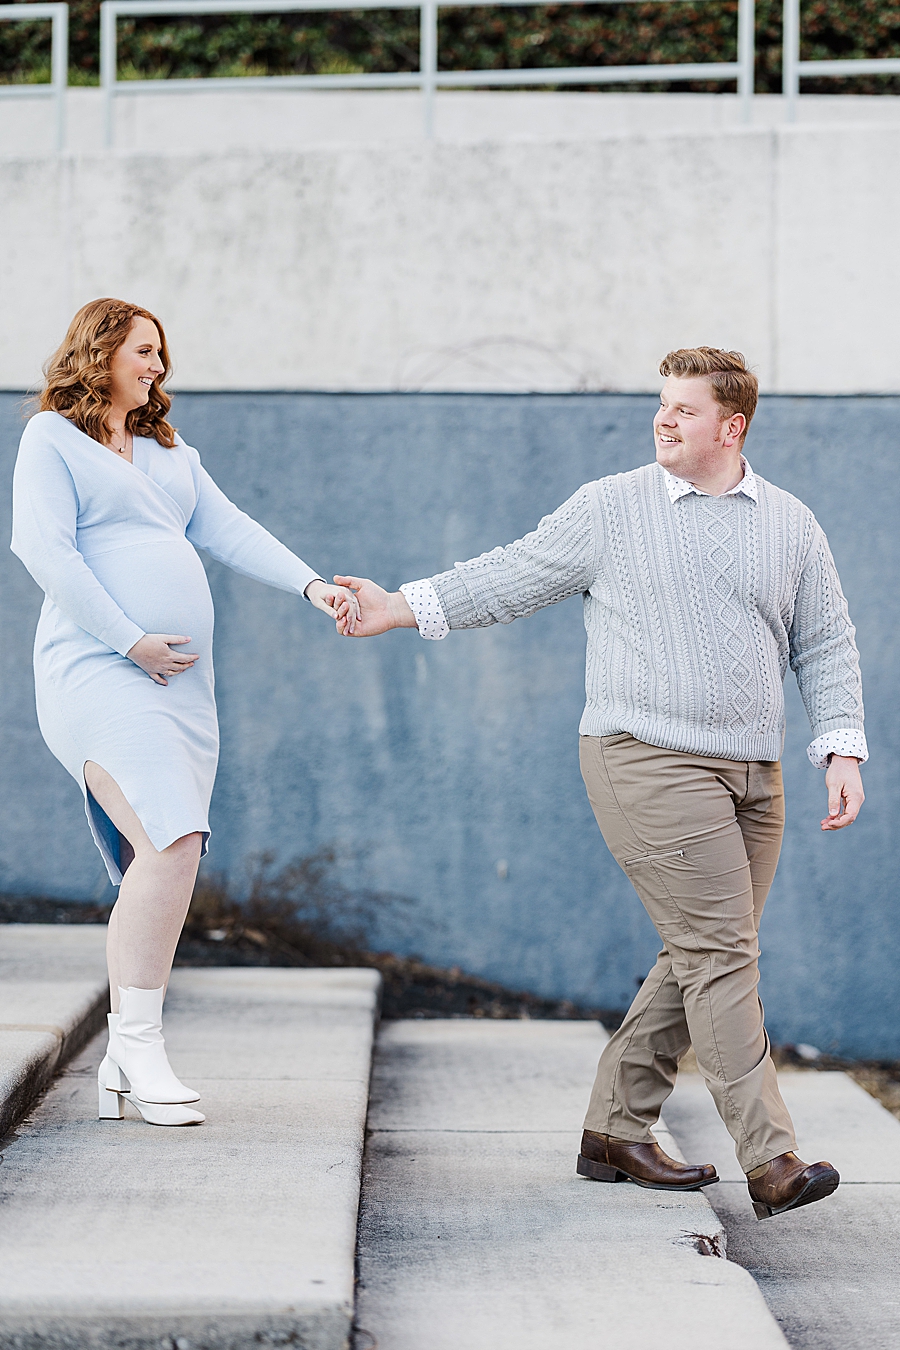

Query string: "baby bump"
[84, 539, 214, 652]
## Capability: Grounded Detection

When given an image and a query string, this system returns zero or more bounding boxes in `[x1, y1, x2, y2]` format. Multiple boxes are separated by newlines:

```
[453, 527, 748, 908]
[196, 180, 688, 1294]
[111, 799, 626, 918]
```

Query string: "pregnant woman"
[11, 298, 357, 1128]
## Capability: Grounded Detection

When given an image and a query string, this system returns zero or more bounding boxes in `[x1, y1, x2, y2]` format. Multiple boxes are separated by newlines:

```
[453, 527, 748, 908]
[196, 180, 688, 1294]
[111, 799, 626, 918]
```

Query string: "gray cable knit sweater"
[428, 462, 864, 762]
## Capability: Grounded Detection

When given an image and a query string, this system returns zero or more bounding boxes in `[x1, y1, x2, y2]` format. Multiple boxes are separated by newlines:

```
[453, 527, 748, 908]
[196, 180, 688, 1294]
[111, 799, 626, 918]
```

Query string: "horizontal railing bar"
[106, 61, 739, 93]
[436, 62, 739, 84]
[797, 57, 900, 76]
[104, 0, 735, 13]
[0, 3, 65, 16]
[0, 83, 57, 94]
[111, 71, 425, 90]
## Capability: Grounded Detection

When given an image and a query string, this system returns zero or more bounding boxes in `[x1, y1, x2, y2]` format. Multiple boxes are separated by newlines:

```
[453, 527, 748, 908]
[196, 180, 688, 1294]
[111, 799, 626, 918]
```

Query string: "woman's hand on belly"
[127, 633, 199, 686]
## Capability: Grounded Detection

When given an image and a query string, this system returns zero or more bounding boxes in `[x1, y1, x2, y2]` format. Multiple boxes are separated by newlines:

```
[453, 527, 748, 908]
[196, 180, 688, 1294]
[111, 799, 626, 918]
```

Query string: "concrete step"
[665, 1066, 900, 1350]
[355, 1019, 788, 1349]
[0, 924, 109, 1136]
[0, 964, 380, 1350]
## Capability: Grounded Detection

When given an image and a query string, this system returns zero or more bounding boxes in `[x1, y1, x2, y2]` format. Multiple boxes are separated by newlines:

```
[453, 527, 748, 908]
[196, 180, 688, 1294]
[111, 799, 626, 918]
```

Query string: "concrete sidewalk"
[0, 924, 109, 1136]
[0, 964, 380, 1350]
[665, 1067, 900, 1350]
[355, 1019, 789, 1349]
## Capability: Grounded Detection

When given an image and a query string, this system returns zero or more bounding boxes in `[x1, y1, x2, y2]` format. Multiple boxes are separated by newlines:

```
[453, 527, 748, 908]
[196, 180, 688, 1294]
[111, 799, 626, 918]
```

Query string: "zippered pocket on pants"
[624, 849, 685, 866]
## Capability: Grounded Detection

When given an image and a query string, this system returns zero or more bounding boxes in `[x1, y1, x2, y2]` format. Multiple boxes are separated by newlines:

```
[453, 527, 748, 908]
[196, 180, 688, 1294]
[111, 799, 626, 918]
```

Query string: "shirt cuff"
[114, 618, 148, 660]
[399, 579, 450, 640]
[807, 729, 868, 770]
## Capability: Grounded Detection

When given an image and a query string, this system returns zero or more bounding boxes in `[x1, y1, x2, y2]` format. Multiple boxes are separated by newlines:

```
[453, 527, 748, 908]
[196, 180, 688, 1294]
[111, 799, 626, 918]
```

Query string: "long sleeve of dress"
[428, 485, 600, 628]
[185, 452, 321, 596]
[11, 437, 146, 658]
[789, 521, 865, 742]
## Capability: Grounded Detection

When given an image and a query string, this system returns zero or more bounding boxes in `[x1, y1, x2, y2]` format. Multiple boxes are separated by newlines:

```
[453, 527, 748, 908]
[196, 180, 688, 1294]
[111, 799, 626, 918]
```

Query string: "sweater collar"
[663, 457, 758, 505]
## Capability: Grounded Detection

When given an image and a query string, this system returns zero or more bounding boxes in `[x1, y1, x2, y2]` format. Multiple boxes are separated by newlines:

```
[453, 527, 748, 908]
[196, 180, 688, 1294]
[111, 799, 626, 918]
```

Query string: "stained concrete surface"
[2, 120, 900, 394]
[0, 967, 380, 1350]
[0, 925, 109, 1135]
[354, 1020, 788, 1349]
[665, 1069, 900, 1350]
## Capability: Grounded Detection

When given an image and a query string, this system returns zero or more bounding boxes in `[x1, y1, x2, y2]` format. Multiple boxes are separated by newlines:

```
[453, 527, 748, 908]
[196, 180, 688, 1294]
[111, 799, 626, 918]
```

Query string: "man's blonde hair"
[659, 347, 758, 436]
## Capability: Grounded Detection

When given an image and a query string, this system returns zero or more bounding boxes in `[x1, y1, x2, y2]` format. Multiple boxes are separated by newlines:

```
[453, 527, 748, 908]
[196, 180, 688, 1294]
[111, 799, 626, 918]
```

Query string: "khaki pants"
[580, 733, 796, 1173]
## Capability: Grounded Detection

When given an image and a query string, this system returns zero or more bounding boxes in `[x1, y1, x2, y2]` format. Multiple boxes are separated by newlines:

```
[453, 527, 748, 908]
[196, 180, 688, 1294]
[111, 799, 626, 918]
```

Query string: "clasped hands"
[311, 575, 416, 638]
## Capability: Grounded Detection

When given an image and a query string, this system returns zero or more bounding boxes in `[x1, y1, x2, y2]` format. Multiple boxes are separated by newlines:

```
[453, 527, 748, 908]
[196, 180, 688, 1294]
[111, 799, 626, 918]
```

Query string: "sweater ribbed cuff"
[429, 567, 478, 628]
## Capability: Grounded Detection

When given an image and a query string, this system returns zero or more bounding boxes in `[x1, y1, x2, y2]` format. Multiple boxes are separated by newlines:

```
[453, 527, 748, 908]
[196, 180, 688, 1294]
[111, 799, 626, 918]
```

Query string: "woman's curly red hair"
[40, 298, 177, 448]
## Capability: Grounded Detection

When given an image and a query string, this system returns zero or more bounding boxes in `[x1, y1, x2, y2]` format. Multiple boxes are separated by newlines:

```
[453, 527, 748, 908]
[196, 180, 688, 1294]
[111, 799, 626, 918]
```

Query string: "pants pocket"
[624, 849, 685, 867]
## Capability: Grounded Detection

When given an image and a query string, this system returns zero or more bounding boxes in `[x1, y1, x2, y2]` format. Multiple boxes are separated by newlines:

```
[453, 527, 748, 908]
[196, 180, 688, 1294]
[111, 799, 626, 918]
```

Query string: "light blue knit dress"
[11, 411, 320, 883]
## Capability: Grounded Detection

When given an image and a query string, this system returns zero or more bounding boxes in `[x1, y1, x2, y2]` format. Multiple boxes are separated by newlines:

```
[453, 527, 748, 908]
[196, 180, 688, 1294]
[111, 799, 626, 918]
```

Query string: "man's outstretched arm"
[336, 485, 600, 642]
[333, 576, 418, 637]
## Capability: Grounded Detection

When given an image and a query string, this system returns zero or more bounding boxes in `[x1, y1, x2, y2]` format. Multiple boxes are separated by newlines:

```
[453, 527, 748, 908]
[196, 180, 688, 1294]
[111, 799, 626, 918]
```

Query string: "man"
[335, 347, 866, 1221]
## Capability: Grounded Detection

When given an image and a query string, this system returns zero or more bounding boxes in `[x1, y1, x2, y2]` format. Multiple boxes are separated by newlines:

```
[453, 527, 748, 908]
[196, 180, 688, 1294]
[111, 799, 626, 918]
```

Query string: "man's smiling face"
[653, 375, 745, 485]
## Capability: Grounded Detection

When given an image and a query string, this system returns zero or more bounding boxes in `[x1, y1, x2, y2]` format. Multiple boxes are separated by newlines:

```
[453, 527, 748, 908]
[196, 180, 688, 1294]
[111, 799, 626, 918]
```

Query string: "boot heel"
[577, 1154, 623, 1183]
[103, 1057, 128, 1092]
[98, 1080, 125, 1120]
[752, 1199, 773, 1221]
[98, 1055, 126, 1119]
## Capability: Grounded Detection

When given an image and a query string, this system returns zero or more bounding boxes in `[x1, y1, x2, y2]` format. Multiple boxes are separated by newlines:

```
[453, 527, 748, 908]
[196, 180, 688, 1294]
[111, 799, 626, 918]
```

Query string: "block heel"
[577, 1153, 623, 1182]
[103, 1054, 127, 1092]
[97, 1057, 125, 1120]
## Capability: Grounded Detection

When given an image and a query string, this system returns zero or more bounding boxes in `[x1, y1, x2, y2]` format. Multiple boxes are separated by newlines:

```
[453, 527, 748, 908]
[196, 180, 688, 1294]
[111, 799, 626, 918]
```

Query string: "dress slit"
[82, 770, 127, 885]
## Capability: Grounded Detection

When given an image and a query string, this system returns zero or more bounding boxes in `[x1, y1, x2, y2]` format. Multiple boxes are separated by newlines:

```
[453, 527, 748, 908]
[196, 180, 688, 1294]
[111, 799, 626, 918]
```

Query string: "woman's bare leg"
[84, 762, 202, 1011]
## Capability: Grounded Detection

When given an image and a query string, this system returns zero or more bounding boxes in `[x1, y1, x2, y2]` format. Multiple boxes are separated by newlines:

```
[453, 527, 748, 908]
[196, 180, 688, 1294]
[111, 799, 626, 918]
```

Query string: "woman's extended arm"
[184, 453, 357, 626]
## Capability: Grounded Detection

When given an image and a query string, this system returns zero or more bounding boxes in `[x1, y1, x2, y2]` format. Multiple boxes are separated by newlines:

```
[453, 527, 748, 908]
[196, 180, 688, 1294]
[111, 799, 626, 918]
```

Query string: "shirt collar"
[663, 457, 758, 505]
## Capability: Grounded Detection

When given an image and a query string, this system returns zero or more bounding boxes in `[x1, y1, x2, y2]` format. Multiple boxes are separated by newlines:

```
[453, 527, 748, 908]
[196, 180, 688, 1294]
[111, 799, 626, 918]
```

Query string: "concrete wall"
[0, 95, 899, 394]
[0, 390, 896, 1057]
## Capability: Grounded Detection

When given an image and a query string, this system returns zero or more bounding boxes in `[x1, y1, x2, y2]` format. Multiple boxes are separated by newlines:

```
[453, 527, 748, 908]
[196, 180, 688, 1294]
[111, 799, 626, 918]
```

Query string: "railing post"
[420, 0, 437, 139]
[100, 1, 117, 148]
[51, 2, 68, 151]
[782, 0, 799, 121]
[737, 0, 754, 121]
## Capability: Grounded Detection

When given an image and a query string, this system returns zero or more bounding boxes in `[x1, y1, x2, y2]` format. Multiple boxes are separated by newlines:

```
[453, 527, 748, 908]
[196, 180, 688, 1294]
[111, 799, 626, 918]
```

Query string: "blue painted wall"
[1, 392, 895, 1056]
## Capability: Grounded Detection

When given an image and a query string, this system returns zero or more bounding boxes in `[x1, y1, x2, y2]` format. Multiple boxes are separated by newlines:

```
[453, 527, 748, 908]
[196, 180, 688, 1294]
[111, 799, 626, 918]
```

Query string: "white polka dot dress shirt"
[400, 459, 867, 770]
[663, 456, 760, 505]
[399, 578, 450, 641]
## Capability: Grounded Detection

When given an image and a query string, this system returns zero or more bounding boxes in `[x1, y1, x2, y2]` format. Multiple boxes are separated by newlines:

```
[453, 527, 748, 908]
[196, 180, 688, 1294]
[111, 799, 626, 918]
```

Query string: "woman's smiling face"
[108, 316, 165, 415]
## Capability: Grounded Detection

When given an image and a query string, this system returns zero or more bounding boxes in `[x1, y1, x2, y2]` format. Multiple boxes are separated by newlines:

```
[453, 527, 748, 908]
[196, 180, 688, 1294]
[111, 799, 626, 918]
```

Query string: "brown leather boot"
[747, 1151, 839, 1220]
[576, 1130, 718, 1190]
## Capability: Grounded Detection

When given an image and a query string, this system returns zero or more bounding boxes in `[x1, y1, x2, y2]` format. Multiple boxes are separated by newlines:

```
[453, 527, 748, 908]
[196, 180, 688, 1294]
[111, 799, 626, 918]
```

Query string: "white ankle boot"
[98, 988, 204, 1126]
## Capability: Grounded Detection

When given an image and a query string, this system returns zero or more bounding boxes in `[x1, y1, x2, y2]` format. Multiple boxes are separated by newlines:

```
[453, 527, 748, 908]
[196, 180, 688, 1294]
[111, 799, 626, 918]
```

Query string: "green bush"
[2, 0, 899, 93]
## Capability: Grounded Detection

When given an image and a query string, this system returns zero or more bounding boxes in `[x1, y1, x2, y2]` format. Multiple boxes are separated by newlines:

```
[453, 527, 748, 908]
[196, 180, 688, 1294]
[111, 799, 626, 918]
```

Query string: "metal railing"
[783, 0, 900, 119]
[99, 0, 756, 145]
[5, 0, 900, 152]
[0, 2, 68, 149]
